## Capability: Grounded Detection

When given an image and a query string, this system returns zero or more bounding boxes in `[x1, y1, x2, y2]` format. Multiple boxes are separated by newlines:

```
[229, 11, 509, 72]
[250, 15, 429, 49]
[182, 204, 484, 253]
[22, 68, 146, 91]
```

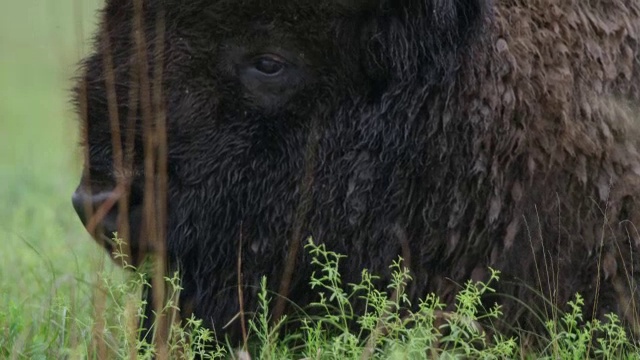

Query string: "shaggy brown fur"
[457, 0, 640, 331]
[72, 0, 640, 345]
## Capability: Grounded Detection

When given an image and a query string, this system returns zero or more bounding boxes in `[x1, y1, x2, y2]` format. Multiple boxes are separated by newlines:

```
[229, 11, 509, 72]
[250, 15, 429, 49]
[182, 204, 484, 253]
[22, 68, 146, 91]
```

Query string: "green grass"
[2, 1, 640, 359]
[0, 1, 118, 357]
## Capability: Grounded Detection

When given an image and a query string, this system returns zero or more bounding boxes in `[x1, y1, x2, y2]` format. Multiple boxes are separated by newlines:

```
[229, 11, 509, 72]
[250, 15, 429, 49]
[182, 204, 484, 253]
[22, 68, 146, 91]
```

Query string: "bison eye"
[233, 49, 308, 109]
[253, 55, 286, 76]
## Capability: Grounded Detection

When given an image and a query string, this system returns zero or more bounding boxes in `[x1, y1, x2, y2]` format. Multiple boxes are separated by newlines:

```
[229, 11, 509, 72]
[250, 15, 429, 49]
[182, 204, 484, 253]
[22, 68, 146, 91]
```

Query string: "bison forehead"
[167, 0, 340, 47]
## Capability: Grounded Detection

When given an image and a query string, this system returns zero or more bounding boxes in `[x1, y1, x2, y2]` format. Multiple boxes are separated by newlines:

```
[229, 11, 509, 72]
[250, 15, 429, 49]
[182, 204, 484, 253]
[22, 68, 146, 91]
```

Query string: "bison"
[71, 0, 640, 347]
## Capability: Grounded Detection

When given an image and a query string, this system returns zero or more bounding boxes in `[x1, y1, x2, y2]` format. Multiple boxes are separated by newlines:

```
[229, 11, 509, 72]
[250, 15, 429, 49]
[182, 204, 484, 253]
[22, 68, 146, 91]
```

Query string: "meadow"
[2, 1, 640, 359]
[0, 0, 120, 357]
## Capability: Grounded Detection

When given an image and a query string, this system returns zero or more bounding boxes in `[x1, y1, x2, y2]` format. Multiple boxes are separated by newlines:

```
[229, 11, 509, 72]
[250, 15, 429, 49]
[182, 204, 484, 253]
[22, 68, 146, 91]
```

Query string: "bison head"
[71, 0, 640, 347]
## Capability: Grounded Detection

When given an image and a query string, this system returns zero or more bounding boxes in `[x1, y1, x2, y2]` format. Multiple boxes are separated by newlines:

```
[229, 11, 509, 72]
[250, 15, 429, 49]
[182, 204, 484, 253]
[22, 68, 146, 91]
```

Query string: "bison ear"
[351, 0, 491, 83]
[443, 0, 492, 38]
[342, 0, 490, 36]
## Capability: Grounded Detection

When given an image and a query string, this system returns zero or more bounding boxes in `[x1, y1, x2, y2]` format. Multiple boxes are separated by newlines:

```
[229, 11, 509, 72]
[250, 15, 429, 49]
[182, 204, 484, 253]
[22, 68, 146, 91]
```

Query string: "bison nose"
[71, 188, 120, 232]
[72, 185, 145, 266]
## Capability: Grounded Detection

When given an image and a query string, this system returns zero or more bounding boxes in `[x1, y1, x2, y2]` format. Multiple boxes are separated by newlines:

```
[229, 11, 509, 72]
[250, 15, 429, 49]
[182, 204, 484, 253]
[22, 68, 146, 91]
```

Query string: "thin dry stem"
[237, 224, 249, 351]
[273, 117, 321, 322]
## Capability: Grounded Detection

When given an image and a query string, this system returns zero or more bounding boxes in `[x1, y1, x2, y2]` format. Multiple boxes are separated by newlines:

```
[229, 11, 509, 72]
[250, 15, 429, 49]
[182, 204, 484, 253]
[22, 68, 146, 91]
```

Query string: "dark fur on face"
[73, 0, 640, 345]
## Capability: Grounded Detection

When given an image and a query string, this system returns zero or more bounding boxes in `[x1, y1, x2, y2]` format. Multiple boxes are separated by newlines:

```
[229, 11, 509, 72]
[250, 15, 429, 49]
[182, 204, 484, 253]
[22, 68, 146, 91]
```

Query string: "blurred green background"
[0, 0, 114, 356]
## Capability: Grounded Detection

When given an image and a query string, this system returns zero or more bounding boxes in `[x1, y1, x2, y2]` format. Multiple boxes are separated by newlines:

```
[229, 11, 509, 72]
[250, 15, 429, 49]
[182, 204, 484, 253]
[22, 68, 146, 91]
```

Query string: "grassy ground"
[0, 1, 119, 357]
